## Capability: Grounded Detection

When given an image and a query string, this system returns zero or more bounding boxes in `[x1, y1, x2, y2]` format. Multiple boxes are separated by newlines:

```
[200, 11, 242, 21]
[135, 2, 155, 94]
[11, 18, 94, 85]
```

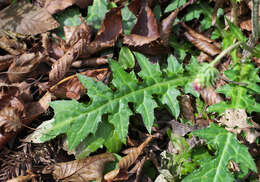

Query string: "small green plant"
[41, 53, 196, 152]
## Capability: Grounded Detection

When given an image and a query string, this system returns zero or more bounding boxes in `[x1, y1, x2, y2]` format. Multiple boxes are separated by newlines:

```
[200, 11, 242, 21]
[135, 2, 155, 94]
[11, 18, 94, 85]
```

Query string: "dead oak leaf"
[0, 3, 59, 36]
[123, 3, 159, 46]
[44, 153, 115, 182]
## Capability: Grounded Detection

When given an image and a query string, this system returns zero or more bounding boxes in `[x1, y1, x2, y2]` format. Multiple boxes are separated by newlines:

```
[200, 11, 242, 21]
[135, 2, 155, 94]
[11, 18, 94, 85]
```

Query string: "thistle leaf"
[41, 53, 190, 152]
[183, 123, 257, 182]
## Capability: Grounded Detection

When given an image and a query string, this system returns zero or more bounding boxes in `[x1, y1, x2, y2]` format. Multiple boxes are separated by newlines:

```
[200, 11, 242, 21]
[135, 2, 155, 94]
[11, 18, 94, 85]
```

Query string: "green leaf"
[118, 47, 135, 69]
[85, 0, 108, 30]
[225, 17, 247, 42]
[183, 123, 257, 182]
[41, 52, 190, 152]
[165, 0, 187, 13]
[208, 85, 260, 114]
[208, 63, 260, 114]
[165, 54, 184, 77]
[121, 4, 137, 35]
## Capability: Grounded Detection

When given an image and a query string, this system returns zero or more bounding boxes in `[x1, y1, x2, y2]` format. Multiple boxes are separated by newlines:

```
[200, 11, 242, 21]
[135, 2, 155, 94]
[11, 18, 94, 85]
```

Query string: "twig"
[218, 75, 248, 86]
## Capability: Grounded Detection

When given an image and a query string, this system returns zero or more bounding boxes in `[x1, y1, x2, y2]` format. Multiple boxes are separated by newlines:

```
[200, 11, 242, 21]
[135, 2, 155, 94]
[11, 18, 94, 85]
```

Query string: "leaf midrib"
[47, 76, 189, 137]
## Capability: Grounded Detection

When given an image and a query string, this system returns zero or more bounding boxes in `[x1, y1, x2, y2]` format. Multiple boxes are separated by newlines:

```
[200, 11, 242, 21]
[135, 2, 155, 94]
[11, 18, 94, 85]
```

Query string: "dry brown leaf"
[197, 51, 213, 63]
[240, 19, 252, 31]
[218, 109, 260, 143]
[72, 57, 108, 68]
[52, 68, 109, 100]
[0, 35, 24, 55]
[8, 52, 43, 83]
[104, 135, 153, 181]
[179, 95, 195, 123]
[200, 87, 223, 106]
[212, 0, 225, 26]
[0, 54, 13, 71]
[44, 153, 115, 182]
[160, 9, 179, 46]
[0, 3, 59, 36]
[48, 38, 86, 85]
[0, 105, 22, 132]
[123, 3, 159, 46]
[6, 173, 35, 182]
[181, 23, 221, 57]
[83, 7, 122, 57]
[65, 18, 92, 47]
[44, 0, 92, 14]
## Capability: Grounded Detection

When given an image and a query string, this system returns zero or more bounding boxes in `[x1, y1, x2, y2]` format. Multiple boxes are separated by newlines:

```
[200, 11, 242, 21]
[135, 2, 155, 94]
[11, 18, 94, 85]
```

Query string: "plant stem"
[241, 0, 259, 63]
[252, 0, 259, 42]
[230, 0, 238, 25]
[210, 41, 241, 67]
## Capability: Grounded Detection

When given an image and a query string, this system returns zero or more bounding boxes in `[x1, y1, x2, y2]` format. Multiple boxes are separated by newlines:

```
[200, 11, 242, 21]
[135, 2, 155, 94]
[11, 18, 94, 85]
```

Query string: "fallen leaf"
[6, 174, 35, 182]
[181, 22, 221, 56]
[104, 135, 153, 181]
[8, 52, 43, 83]
[44, 153, 115, 182]
[200, 87, 223, 106]
[52, 68, 109, 100]
[0, 54, 13, 71]
[72, 57, 108, 68]
[179, 95, 195, 123]
[160, 9, 179, 46]
[123, 3, 160, 46]
[218, 109, 260, 143]
[83, 7, 122, 57]
[0, 3, 59, 36]
[0, 35, 24, 55]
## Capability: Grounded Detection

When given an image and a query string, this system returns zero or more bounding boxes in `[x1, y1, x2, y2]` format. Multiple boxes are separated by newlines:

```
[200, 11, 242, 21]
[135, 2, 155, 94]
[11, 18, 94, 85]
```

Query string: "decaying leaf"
[72, 57, 108, 68]
[52, 68, 109, 100]
[200, 87, 223, 106]
[0, 3, 59, 36]
[0, 35, 25, 55]
[49, 18, 92, 85]
[83, 7, 122, 57]
[181, 23, 221, 57]
[8, 52, 43, 83]
[43, 153, 115, 182]
[0, 54, 13, 71]
[179, 95, 195, 122]
[123, 3, 160, 46]
[160, 9, 179, 46]
[6, 173, 35, 182]
[104, 135, 153, 181]
[218, 109, 260, 143]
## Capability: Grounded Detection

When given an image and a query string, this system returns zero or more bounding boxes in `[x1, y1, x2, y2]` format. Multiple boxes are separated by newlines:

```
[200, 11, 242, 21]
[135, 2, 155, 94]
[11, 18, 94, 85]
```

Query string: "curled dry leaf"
[83, 7, 122, 57]
[179, 95, 195, 123]
[0, 3, 59, 36]
[160, 9, 179, 46]
[49, 38, 86, 85]
[8, 52, 43, 83]
[65, 17, 92, 47]
[200, 87, 223, 106]
[44, 153, 115, 182]
[0, 91, 51, 149]
[0, 54, 13, 71]
[123, 3, 160, 46]
[104, 135, 153, 181]
[181, 23, 221, 57]
[218, 109, 260, 143]
[52, 68, 109, 100]
[0, 35, 23, 55]
[0, 105, 22, 132]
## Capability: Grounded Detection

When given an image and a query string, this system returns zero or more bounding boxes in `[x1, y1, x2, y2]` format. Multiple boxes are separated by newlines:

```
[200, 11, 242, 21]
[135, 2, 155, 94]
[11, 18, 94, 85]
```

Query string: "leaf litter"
[0, 0, 259, 181]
